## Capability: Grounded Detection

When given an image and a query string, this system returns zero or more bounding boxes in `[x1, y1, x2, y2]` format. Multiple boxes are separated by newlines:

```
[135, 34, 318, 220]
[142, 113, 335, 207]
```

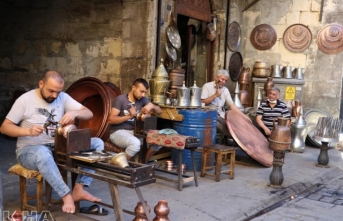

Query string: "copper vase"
[269, 117, 291, 151]
[238, 67, 250, 85]
[238, 90, 250, 108]
[153, 200, 170, 221]
[264, 77, 274, 96]
[133, 201, 151, 221]
[291, 100, 301, 118]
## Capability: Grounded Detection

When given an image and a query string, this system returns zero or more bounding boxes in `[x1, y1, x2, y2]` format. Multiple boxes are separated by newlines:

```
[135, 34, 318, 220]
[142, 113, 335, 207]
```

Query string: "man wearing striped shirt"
[256, 87, 291, 137]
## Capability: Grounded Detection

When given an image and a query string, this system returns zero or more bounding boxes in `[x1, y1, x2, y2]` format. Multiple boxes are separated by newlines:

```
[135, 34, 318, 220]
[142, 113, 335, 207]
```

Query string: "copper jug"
[238, 87, 250, 108]
[264, 77, 274, 96]
[269, 117, 291, 151]
[291, 100, 301, 118]
[238, 67, 250, 85]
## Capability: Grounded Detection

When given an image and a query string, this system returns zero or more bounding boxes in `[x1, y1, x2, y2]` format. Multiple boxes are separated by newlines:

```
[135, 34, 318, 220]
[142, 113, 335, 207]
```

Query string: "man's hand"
[215, 88, 222, 98]
[60, 111, 77, 125]
[29, 125, 45, 136]
[129, 106, 137, 118]
[264, 128, 271, 136]
[141, 103, 154, 114]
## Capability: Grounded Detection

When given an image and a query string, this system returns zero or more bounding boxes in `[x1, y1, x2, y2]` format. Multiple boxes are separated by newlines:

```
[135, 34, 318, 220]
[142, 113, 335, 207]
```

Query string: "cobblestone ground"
[251, 170, 343, 221]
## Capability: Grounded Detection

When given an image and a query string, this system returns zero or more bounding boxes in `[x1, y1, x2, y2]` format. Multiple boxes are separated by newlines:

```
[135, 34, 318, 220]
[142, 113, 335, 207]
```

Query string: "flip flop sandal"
[80, 204, 109, 216]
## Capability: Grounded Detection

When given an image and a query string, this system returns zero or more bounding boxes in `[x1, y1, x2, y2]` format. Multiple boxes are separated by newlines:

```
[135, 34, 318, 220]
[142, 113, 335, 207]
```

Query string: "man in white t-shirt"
[1, 71, 104, 214]
[201, 69, 250, 140]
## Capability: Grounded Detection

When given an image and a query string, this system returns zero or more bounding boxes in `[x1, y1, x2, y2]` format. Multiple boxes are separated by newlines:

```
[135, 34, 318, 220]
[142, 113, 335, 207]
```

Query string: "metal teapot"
[282, 63, 293, 79]
[189, 81, 202, 107]
[293, 65, 304, 80]
[176, 81, 190, 106]
[271, 62, 283, 78]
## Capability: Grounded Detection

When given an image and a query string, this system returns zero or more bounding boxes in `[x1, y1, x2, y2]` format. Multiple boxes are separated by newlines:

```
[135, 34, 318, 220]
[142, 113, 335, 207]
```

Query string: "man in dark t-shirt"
[108, 78, 162, 161]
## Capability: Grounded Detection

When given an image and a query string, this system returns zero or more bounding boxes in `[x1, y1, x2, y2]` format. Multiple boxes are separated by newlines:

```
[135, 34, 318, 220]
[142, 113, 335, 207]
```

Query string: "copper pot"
[253, 61, 269, 68]
[238, 67, 250, 85]
[133, 201, 151, 221]
[153, 200, 170, 221]
[252, 68, 271, 78]
[169, 72, 184, 87]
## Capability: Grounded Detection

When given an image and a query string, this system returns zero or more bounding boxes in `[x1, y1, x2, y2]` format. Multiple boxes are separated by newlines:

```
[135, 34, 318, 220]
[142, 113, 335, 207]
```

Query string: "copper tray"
[283, 24, 312, 53]
[250, 24, 277, 50]
[225, 110, 273, 167]
[317, 23, 343, 54]
[228, 52, 243, 81]
[227, 22, 241, 52]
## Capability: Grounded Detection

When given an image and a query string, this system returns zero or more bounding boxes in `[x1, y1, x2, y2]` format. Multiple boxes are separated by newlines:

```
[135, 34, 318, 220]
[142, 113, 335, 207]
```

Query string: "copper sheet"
[317, 23, 343, 54]
[250, 24, 277, 50]
[283, 24, 312, 53]
[225, 110, 273, 167]
[227, 22, 241, 52]
[228, 52, 243, 81]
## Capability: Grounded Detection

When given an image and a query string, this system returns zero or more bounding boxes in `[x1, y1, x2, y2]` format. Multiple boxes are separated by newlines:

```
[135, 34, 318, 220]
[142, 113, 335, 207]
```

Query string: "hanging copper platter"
[227, 21, 241, 52]
[228, 52, 243, 81]
[283, 24, 312, 53]
[317, 23, 343, 54]
[250, 24, 277, 50]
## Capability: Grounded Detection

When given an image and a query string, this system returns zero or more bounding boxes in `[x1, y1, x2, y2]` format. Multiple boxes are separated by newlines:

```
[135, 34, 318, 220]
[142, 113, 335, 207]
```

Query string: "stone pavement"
[1, 133, 343, 221]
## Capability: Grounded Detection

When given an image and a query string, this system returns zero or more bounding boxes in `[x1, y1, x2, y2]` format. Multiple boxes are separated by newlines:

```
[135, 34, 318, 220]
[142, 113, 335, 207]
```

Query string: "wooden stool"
[8, 164, 51, 212]
[200, 144, 236, 182]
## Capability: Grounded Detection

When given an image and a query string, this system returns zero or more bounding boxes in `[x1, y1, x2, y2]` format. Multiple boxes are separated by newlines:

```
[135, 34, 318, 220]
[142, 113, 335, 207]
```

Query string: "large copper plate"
[317, 23, 343, 54]
[227, 22, 241, 52]
[228, 52, 243, 81]
[283, 24, 312, 52]
[250, 24, 277, 50]
[226, 110, 273, 167]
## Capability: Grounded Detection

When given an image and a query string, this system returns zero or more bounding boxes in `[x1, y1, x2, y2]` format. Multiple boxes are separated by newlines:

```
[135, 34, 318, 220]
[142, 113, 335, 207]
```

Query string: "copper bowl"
[253, 61, 269, 69]
[252, 68, 271, 78]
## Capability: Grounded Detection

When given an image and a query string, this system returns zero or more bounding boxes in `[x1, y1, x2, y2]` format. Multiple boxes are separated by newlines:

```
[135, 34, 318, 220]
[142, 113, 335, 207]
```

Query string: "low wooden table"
[57, 156, 155, 221]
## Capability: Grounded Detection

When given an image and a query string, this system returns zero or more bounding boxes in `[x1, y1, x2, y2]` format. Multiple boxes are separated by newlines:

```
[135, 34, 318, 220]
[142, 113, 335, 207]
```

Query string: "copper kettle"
[269, 117, 291, 151]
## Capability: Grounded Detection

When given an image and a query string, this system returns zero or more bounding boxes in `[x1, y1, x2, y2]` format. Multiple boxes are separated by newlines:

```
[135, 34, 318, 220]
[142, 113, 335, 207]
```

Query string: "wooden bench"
[200, 144, 236, 182]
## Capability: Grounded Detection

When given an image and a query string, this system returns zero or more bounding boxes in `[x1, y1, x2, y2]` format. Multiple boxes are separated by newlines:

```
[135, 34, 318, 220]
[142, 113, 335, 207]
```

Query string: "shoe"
[80, 204, 109, 216]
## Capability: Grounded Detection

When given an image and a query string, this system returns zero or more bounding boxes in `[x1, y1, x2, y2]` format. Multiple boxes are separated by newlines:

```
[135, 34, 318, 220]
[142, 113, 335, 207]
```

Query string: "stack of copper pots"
[168, 66, 185, 98]
[238, 67, 251, 107]
[165, 160, 174, 171]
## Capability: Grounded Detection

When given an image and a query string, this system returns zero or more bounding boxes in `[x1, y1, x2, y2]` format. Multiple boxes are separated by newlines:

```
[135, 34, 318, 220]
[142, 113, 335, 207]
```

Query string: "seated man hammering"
[255, 87, 291, 137]
[108, 78, 162, 162]
[0, 71, 104, 214]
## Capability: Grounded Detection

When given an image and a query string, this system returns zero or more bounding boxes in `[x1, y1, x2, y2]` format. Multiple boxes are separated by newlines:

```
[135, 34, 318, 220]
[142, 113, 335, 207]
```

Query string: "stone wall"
[0, 0, 155, 122]
[241, 0, 343, 116]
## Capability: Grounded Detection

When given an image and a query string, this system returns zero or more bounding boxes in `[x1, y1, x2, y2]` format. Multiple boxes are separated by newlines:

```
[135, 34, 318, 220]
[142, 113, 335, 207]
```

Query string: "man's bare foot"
[72, 183, 101, 202]
[62, 193, 75, 213]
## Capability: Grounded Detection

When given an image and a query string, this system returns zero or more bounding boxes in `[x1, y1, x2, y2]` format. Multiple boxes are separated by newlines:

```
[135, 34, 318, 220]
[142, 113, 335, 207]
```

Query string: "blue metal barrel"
[172, 109, 217, 171]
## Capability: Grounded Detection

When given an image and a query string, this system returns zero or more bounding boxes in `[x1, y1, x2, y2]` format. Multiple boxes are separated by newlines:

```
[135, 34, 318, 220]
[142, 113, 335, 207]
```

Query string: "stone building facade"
[0, 0, 342, 122]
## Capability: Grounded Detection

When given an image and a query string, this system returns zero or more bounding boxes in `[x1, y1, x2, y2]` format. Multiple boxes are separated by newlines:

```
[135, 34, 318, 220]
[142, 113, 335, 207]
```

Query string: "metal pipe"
[224, 0, 230, 69]
[155, 0, 162, 67]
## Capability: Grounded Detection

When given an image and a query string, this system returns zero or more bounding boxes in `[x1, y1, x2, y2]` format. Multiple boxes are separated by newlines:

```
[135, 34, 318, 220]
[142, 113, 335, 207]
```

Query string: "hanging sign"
[285, 86, 296, 100]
